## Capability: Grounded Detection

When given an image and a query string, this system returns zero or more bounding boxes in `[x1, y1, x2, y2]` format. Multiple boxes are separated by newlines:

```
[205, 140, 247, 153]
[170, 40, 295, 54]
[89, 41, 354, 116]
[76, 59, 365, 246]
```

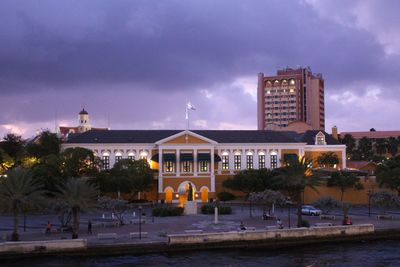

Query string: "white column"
[241, 149, 246, 170]
[158, 148, 163, 193]
[341, 149, 346, 169]
[266, 149, 271, 169]
[229, 149, 234, 174]
[176, 149, 180, 176]
[193, 149, 198, 176]
[110, 151, 116, 168]
[211, 147, 215, 192]
[277, 149, 282, 168]
[254, 151, 259, 169]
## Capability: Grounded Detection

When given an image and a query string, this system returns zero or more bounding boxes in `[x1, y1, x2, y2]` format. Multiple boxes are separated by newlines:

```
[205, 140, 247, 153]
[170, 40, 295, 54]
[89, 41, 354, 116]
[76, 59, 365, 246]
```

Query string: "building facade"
[257, 67, 325, 131]
[59, 108, 108, 139]
[63, 129, 345, 204]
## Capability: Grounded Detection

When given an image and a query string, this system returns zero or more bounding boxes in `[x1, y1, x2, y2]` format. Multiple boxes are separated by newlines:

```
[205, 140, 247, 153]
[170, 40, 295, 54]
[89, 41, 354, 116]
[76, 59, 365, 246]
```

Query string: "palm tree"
[327, 171, 364, 201]
[317, 152, 339, 168]
[56, 178, 99, 239]
[275, 157, 321, 227]
[374, 138, 387, 156]
[0, 167, 45, 241]
[340, 134, 356, 158]
[387, 137, 399, 157]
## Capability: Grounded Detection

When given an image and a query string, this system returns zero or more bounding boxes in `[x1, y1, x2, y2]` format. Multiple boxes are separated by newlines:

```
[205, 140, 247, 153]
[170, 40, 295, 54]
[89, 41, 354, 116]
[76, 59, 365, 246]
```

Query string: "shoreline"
[1, 226, 400, 259]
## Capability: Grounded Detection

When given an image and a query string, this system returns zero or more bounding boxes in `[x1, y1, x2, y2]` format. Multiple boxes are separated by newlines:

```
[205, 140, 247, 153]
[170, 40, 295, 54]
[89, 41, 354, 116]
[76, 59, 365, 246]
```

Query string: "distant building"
[59, 108, 108, 139]
[257, 67, 325, 131]
[340, 130, 400, 141]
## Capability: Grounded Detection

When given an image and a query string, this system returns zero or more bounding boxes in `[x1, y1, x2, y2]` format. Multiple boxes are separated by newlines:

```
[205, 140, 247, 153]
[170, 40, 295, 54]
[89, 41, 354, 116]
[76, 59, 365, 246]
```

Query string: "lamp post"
[287, 197, 291, 229]
[138, 205, 142, 240]
[367, 189, 371, 217]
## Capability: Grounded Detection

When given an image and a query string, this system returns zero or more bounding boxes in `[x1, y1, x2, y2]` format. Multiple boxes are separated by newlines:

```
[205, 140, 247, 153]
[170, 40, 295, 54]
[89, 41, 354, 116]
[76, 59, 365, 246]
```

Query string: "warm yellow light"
[175, 194, 179, 198]
[195, 193, 199, 198]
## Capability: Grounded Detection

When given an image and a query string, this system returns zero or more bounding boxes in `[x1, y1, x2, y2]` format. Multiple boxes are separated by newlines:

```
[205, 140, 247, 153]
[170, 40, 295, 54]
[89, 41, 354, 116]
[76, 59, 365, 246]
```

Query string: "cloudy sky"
[1, 0, 400, 138]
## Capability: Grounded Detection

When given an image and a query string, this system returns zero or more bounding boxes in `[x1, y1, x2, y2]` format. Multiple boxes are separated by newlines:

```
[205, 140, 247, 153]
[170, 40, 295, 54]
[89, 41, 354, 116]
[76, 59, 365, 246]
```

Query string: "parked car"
[301, 205, 322, 216]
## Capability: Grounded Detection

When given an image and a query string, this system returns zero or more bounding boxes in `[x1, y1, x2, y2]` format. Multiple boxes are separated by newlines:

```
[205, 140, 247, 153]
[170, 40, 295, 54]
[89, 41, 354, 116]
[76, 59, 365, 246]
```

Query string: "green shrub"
[301, 219, 310, 228]
[152, 206, 184, 217]
[201, 204, 232, 215]
[217, 191, 236, 201]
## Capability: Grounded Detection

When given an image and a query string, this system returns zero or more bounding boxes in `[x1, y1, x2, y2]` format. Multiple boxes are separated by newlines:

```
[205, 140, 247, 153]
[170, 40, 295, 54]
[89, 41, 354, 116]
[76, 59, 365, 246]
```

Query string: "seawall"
[2, 224, 400, 259]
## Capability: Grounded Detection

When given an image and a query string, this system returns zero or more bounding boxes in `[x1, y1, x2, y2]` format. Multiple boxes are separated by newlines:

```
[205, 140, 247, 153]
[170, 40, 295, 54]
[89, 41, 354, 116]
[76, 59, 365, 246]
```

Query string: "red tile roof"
[340, 131, 400, 139]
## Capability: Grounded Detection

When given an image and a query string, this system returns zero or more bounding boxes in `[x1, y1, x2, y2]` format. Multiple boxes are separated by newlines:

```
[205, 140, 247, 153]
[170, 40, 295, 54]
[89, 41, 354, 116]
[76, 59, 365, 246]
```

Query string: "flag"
[186, 101, 196, 110]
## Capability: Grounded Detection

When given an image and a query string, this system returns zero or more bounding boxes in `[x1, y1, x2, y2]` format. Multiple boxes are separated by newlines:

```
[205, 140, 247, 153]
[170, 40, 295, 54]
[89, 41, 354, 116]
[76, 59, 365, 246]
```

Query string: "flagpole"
[185, 104, 189, 131]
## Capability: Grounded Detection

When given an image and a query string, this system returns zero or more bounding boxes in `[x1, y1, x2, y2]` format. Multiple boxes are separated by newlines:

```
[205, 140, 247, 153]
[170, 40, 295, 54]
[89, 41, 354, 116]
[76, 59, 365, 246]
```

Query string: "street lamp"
[138, 205, 143, 240]
[287, 197, 291, 229]
[367, 189, 371, 217]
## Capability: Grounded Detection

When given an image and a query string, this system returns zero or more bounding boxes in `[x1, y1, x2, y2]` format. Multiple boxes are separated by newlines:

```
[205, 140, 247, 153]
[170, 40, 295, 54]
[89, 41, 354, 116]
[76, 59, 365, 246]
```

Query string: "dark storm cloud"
[1, 0, 397, 94]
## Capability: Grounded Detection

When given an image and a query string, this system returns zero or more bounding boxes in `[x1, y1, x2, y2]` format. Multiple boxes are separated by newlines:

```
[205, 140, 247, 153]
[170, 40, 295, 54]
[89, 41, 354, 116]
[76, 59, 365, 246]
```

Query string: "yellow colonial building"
[63, 129, 346, 204]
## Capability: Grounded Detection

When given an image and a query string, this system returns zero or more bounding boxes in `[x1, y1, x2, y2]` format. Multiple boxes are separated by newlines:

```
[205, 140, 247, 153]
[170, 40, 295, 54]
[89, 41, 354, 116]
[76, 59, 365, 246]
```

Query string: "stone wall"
[167, 224, 374, 245]
[0, 239, 87, 254]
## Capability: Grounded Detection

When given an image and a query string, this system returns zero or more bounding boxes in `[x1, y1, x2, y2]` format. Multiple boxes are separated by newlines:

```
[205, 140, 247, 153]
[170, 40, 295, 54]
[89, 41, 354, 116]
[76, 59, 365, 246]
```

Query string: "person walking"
[88, 219, 92, 234]
[45, 221, 52, 234]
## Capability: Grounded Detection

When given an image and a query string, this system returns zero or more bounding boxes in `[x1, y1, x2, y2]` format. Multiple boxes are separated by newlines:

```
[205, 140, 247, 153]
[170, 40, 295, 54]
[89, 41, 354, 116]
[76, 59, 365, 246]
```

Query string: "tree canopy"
[317, 152, 339, 168]
[376, 156, 400, 195]
[222, 168, 280, 194]
[327, 171, 364, 201]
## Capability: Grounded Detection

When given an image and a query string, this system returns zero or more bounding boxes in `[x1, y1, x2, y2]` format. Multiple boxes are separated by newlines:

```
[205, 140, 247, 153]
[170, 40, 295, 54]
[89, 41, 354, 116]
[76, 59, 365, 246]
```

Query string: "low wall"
[0, 239, 87, 254]
[167, 224, 374, 245]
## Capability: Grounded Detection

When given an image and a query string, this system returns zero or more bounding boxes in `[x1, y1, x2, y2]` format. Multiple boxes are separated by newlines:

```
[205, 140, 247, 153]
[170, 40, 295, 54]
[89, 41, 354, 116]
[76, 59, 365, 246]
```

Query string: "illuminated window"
[182, 161, 191, 172]
[234, 154, 241, 170]
[128, 152, 135, 161]
[165, 161, 174, 172]
[315, 132, 326, 145]
[140, 151, 148, 160]
[102, 154, 110, 170]
[259, 153, 266, 168]
[115, 155, 122, 164]
[246, 155, 253, 169]
[270, 151, 278, 169]
[199, 161, 208, 172]
[274, 80, 280, 86]
[289, 79, 295, 85]
[222, 155, 229, 170]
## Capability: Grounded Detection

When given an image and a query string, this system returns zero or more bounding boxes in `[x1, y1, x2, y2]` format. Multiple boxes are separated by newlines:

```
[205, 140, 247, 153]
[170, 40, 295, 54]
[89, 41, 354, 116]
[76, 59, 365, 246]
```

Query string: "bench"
[130, 232, 148, 238]
[130, 219, 146, 225]
[244, 226, 256, 231]
[185, 230, 203, 234]
[377, 214, 394, 220]
[97, 233, 117, 240]
[320, 214, 335, 220]
[314, 222, 334, 227]
[265, 225, 279, 230]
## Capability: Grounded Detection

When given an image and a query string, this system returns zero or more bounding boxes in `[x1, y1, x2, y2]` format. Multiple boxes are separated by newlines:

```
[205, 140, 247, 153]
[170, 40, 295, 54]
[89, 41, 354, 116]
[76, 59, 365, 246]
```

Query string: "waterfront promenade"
[1, 204, 400, 247]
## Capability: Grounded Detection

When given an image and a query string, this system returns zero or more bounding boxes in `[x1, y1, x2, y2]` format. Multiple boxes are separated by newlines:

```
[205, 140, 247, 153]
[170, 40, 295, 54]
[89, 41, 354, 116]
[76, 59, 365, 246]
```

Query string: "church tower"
[78, 108, 91, 133]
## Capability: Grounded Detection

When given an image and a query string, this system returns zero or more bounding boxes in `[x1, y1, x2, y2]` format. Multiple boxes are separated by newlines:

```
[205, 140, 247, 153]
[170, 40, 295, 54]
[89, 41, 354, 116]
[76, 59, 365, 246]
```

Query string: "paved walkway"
[1, 204, 400, 246]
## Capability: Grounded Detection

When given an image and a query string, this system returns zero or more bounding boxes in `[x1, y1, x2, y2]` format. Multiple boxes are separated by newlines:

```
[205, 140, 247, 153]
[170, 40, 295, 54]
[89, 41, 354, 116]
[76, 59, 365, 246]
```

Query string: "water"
[3, 240, 400, 267]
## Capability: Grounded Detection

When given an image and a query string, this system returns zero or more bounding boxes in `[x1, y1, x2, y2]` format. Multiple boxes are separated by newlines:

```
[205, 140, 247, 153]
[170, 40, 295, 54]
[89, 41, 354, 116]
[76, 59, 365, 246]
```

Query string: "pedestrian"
[277, 218, 283, 229]
[88, 219, 92, 234]
[240, 221, 246, 230]
[45, 221, 52, 234]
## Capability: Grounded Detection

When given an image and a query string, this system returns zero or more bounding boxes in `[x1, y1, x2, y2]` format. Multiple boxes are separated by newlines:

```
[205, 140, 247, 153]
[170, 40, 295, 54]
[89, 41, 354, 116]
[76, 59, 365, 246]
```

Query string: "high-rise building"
[257, 67, 325, 130]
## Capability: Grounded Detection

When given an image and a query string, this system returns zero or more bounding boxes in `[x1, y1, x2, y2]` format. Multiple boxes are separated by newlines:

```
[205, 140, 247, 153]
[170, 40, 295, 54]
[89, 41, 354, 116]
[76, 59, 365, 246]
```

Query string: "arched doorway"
[177, 181, 197, 206]
[164, 187, 173, 204]
[200, 186, 209, 203]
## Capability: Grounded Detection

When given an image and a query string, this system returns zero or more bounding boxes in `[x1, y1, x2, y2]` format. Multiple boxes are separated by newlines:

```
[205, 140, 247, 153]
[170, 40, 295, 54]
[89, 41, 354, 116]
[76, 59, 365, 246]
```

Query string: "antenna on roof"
[107, 113, 111, 130]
